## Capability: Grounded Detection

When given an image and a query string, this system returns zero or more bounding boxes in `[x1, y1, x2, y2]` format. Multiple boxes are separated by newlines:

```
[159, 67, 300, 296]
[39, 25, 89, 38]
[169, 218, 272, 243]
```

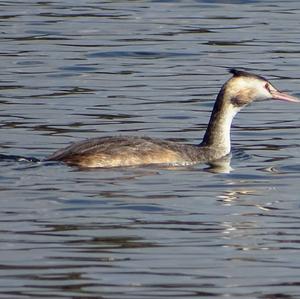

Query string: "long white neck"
[201, 95, 240, 155]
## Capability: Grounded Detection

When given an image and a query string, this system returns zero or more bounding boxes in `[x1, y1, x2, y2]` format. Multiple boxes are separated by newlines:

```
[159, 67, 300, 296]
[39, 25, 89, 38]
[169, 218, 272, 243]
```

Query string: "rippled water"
[1, 1, 300, 298]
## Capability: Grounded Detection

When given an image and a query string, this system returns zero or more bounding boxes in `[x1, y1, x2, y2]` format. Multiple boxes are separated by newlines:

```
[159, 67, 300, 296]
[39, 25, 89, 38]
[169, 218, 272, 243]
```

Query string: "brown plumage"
[46, 136, 212, 168]
[46, 69, 299, 168]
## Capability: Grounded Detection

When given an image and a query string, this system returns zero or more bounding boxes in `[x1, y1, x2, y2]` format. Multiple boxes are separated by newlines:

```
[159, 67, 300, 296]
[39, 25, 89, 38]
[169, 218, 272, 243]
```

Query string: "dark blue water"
[0, 1, 300, 298]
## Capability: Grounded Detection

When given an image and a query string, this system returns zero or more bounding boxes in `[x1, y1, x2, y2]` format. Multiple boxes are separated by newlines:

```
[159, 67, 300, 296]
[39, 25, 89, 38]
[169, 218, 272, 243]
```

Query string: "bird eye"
[265, 83, 271, 92]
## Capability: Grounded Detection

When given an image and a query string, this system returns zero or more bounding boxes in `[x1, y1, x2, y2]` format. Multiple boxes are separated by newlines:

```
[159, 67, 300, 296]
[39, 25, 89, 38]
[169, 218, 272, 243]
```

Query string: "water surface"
[1, 1, 300, 298]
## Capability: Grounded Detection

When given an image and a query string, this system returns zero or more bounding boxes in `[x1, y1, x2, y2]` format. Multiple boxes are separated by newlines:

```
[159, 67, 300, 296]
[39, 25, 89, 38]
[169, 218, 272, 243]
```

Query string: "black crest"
[229, 68, 268, 82]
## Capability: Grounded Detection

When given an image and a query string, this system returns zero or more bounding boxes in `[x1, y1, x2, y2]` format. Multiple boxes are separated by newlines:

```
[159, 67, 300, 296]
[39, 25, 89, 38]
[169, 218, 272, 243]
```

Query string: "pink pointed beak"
[270, 90, 300, 103]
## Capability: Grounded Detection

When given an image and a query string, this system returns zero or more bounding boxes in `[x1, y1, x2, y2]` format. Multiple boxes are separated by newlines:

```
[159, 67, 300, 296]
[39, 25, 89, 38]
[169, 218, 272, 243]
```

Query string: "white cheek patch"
[235, 79, 272, 102]
[249, 80, 272, 101]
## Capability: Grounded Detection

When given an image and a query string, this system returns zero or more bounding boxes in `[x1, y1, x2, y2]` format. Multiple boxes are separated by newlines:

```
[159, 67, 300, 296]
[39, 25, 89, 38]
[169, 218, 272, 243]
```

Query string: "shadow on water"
[0, 153, 40, 163]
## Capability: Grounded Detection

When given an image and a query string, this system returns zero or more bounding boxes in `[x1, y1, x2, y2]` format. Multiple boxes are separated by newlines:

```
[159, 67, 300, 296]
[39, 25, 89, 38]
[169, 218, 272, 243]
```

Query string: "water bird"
[46, 69, 299, 168]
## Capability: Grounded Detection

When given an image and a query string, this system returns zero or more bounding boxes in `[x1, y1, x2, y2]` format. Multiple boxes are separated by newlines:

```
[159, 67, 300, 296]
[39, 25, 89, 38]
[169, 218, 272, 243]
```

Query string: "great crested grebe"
[46, 69, 299, 168]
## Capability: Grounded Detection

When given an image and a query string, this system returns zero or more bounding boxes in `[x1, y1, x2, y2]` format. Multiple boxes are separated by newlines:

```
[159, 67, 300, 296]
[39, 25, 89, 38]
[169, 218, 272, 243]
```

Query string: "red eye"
[265, 83, 271, 92]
